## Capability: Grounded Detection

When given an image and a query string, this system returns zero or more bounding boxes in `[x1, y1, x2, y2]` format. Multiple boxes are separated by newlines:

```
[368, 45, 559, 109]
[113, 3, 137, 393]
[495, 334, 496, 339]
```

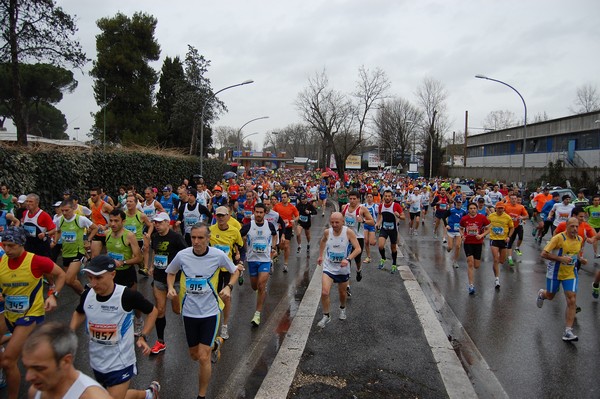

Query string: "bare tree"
[296, 70, 356, 176]
[415, 78, 450, 177]
[374, 97, 422, 167]
[353, 65, 391, 141]
[482, 110, 518, 130]
[569, 83, 600, 114]
[532, 111, 550, 123]
[296, 67, 390, 176]
[265, 124, 318, 159]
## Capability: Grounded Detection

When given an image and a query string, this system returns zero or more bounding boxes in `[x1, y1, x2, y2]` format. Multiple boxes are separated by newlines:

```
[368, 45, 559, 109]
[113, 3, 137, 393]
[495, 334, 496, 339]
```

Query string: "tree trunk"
[9, 0, 27, 146]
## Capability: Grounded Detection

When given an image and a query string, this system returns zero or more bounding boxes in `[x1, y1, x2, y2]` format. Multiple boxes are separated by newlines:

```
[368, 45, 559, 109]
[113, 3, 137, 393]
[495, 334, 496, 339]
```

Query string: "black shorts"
[409, 212, 421, 220]
[92, 235, 106, 244]
[62, 252, 86, 267]
[183, 315, 219, 347]
[379, 228, 398, 244]
[463, 243, 483, 260]
[491, 240, 507, 249]
[298, 221, 311, 230]
[114, 266, 137, 288]
[218, 270, 231, 291]
[354, 238, 364, 264]
[595, 227, 600, 233]
[507, 225, 523, 248]
[323, 271, 350, 283]
[283, 227, 293, 240]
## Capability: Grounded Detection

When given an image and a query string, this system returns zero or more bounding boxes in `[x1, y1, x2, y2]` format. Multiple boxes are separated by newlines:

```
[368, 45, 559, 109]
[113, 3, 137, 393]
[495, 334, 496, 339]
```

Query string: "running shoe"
[138, 266, 149, 277]
[508, 257, 515, 267]
[468, 285, 475, 295]
[221, 324, 229, 340]
[536, 289, 545, 308]
[251, 312, 261, 327]
[562, 329, 578, 342]
[452, 262, 459, 269]
[339, 308, 347, 320]
[346, 285, 352, 297]
[576, 306, 582, 313]
[356, 269, 363, 282]
[378, 259, 385, 270]
[283, 264, 288, 273]
[390, 264, 398, 274]
[514, 249, 523, 256]
[150, 341, 166, 355]
[433, 233, 438, 238]
[363, 257, 371, 264]
[494, 278, 500, 290]
[442, 238, 447, 244]
[593, 284, 600, 299]
[413, 230, 418, 236]
[317, 315, 331, 328]
[296, 246, 301, 254]
[147, 381, 161, 399]
[595, 253, 600, 259]
[211, 337, 223, 363]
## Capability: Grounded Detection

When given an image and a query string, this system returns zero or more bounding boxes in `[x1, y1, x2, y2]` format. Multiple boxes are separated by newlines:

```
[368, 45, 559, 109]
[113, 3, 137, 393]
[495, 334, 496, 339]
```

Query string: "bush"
[0, 144, 227, 210]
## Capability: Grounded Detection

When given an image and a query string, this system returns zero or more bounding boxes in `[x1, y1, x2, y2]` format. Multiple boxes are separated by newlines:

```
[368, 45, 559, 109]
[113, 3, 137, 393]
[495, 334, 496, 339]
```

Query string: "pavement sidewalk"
[256, 239, 477, 399]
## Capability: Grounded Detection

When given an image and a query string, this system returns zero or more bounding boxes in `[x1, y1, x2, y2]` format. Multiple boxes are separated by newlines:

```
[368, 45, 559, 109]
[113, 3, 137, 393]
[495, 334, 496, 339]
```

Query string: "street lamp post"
[475, 75, 528, 183]
[237, 132, 259, 164]
[103, 82, 107, 149]
[235, 115, 269, 163]
[196, 79, 254, 176]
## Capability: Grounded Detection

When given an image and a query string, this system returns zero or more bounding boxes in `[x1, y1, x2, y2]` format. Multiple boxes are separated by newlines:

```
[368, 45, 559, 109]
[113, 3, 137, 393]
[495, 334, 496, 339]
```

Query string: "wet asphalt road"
[3, 218, 326, 399]
[4, 209, 600, 398]
[403, 217, 600, 398]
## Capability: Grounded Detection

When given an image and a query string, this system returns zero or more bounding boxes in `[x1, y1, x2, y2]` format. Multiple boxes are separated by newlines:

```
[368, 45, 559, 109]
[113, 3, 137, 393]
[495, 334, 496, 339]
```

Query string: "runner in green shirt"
[585, 194, 600, 258]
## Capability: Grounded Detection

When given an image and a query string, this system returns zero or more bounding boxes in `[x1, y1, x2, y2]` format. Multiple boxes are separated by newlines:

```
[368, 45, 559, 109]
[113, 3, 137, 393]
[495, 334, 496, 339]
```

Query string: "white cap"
[53, 201, 62, 207]
[17, 195, 27, 203]
[152, 212, 170, 222]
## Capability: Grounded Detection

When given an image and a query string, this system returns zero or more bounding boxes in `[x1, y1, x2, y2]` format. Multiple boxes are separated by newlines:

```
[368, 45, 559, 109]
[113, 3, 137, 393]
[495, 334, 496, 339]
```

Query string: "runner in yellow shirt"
[487, 203, 514, 289]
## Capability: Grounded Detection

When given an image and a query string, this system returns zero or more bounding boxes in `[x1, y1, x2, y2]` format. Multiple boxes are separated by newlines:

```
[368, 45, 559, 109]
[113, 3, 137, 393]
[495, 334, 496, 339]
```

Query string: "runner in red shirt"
[459, 203, 490, 295]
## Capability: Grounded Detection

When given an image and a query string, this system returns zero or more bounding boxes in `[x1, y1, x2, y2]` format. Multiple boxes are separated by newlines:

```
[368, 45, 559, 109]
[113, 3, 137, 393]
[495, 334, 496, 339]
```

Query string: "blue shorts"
[319, 195, 327, 200]
[248, 261, 271, 277]
[323, 271, 350, 283]
[546, 277, 578, 294]
[5, 315, 44, 333]
[93, 364, 137, 387]
[364, 224, 375, 232]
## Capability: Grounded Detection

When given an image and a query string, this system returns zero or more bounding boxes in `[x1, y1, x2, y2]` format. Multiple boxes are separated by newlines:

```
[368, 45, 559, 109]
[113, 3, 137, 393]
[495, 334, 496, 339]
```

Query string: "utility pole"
[464, 110, 468, 167]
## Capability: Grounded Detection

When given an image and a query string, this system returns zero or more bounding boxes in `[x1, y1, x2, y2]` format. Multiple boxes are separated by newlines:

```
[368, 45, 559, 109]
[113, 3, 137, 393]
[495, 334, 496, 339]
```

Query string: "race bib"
[439, 204, 447, 210]
[591, 211, 600, 218]
[299, 215, 309, 223]
[61, 231, 76, 243]
[252, 241, 267, 254]
[185, 217, 199, 226]
[453, 223, 460, 231]
[326, 250, 345, 263]
[5, 295, 29, 314]
[345, 216, 356, 227]
[23, 225, 36, 237]
[153, 254, 168, 269]
[383, 221, 395, 230]
[88, 322, 118, 345]
[124, 225, 137, 234]
[107, 252, 124, 261]
[244, 210, 252, 218]
[186, 277, 209, 295]
[492, 226, 504, 235]
[214, 244, 230, 255]
[143, 209, 153, 217]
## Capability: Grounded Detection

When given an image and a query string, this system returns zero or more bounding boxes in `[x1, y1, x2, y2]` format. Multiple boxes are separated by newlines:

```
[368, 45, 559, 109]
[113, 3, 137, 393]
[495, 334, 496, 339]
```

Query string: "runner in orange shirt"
[504, 194, 530, 266]
[532, 187, 552, 238]
[273, 192, 299, 272]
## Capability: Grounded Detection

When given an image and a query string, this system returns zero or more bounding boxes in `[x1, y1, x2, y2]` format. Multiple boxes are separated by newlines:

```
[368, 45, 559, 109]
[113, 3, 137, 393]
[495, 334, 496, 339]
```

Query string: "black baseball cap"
[83, 255, 116, 275]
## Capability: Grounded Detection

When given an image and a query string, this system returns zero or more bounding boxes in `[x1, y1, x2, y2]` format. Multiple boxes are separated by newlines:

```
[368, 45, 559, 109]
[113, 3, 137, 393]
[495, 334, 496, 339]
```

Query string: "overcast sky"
[23, 0, 600, 147]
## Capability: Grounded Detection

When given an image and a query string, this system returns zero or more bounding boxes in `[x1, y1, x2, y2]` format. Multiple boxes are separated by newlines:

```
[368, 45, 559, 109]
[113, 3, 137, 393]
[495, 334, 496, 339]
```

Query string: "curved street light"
[237, 131, 260, 163]
[235, 116, 269, 163]
[475, 74, 528, 182]
[196, 79, 254, 176]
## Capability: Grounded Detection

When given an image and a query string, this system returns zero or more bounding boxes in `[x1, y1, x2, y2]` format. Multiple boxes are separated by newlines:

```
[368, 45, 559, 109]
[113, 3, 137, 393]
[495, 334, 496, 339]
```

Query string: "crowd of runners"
[0, 168, 599, 398]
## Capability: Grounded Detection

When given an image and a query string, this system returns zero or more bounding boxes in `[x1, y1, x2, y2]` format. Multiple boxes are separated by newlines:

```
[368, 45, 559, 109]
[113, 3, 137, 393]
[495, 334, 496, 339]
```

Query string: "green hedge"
[0, 145, 228, 210]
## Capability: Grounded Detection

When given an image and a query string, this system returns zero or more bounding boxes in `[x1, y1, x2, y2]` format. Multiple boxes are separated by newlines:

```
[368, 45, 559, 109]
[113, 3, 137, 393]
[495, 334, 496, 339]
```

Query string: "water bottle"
[238, 269, 244, 286]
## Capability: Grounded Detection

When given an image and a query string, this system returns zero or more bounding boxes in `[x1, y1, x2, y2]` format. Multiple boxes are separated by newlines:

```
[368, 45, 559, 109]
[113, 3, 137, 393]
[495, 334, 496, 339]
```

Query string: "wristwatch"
[138, 334, 148, 341]
[227, 283, 234, 290]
